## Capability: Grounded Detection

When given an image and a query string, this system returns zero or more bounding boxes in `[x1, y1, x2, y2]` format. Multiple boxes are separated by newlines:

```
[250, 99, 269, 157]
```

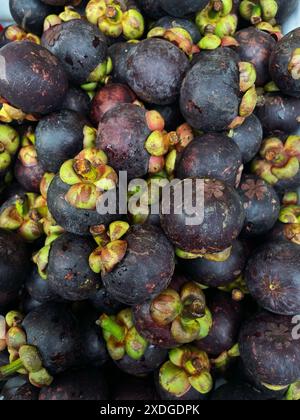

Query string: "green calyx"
[60, 147, 117, 210]
[0, 124, 20, 173]
[87, 57, 113, 85]
[89, 221, 129, 274]
[279, 205, 300, 224]
[98, 309, 148, 361]
[196, 0, 237, 44]
[0, 100, 38, 124]
[0, 315, 53, 388]
[286, 382, 300, 401]
[211, 343, 240, 370]
[0, 193, 44, 242]
[219, 275, 249, 298]
[150, 282, 211, 344]
[176, 246, 232, 262]
[159, 346, 213, 397]
[86, 0, 144, 40]
[252, 135, 300, 185]
[148, 27, 196, 57]
[288, 48, 300, 81]
[239, 0, 278, 25]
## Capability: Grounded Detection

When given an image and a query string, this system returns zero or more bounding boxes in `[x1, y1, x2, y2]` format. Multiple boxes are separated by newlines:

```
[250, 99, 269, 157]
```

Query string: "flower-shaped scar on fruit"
[133, 282, 212, 348]
[59, 148, 118, 211]
[0, 311, 53, 388]
[98, 308, 167, 376]
[86, 0, 145, 40]
[158, 346, 213, 400]
[252, 135, 300, 191]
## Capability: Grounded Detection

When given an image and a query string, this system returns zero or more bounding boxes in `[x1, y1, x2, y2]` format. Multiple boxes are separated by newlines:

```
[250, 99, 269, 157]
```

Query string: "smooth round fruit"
[102, 225, 175, 306]
[239, 311, 300, 386]
[231, 114, 263, 163]
[159, 0, 209, 17]
[125, 38, 190, 105]
[246, 241, 300, 316]
[160, 178, 245, 254]
[0, 41, 68, 114]
[176, 133, 243, 188]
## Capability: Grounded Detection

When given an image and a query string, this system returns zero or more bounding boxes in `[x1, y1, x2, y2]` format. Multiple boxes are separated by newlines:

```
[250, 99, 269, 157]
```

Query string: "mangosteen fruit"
[230, 114, 263, 163]
[176, 133, 243, 188]
[245, 241, 300, 316]
[255, 93, 300, 134]
[0, 229, 30, 308]
[41, 19, 108, 86]
[39, 368, 108, 400]
[9, 0, 60, 35]
[235, 27, 276, 87]
[269, 28, 300, 99]
[0, 41, 68, 115]
[102, 224, 175, 306]
[239, 310, 300, 387]
[47, 233, 102, 301]
[90, 83, 136, 126]
[180, 240, 246, 288]
[125, 38, 190, 105]
[160, 178, 245, 255]
[35, 110, 88, 173]
[238, 174, 280, 237]
[180, 48, 257, 132]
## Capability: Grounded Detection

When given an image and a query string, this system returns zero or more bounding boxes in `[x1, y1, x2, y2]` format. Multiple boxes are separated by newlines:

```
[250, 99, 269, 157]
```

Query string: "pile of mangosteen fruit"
[0, 0, 300, 401]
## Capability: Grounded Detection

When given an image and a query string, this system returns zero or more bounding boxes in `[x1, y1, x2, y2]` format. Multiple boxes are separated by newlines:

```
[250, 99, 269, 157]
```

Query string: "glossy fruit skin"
[41, 20, 107, 86]
[115, 345, 168, 377]
[14, 154, 44, 194]
[176, 133, 243, 188]
[238, 175, 280, 237]
[235, 27, 276, 87]
[0, 229, 30, 308]
[160, 178, 245, 254]
[108, 42, 136, 85]
[47, 175, 118, 236]
[180, 240, 246, 288]
[133, 300, 178, 349]
[269, 28, 300, 99]
[0, 41, 68, 115]
[39, 369, 108, 400]
[181, 49, 240, 132]
[211, 382, 266, 401]
[97, 103, 150, 179]
[36, 110, 88, 173]
[266, 222, 299, 245]
[239, 311, 300, 386]
[0, 377, 39, 401]
[195, 291, 242, 357]
[231, 114, 263, 163]
[256, 93, 300, 134]
[245, 241, 300, 316]
[102, 225, 175, 306]
[22, 302, 81, 375]
[90, 83, 136, 126]
[26, 267, 60, 304]
[136, 0, 165, 19]
[125, 38, 190, 105]
[61, 86, 91, 117]
[154, 16, 201, 43]
[9, 0, 60, 35]
[47, 233, 102, 301]
[159, 0, 210, 17]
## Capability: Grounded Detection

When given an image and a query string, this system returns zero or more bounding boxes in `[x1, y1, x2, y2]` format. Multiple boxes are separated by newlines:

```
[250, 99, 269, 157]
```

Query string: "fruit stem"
[0, 358, 24, 378]
[98, 315, 125, 342]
